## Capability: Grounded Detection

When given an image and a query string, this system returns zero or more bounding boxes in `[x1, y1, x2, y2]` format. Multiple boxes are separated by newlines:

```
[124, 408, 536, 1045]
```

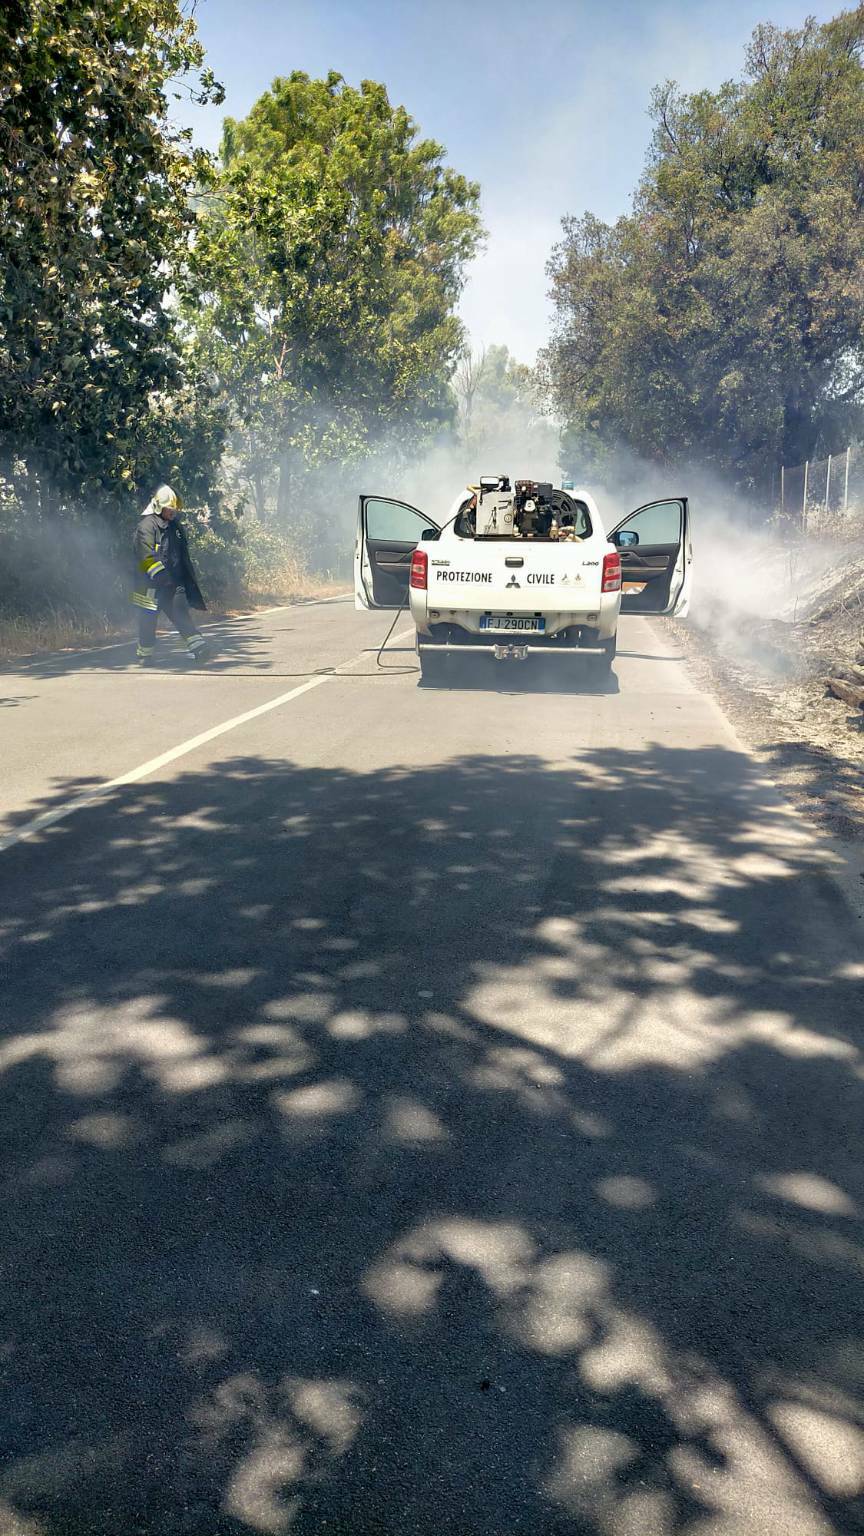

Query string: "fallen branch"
[824, 676, 864, 708]
[828, 662, 864, 686]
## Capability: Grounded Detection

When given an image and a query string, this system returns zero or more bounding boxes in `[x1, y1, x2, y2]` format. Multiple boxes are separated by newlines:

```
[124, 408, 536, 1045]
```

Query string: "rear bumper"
[418, 628, 611, 658]
[418, 642, 599, 654]
[412, 598, 619, 643]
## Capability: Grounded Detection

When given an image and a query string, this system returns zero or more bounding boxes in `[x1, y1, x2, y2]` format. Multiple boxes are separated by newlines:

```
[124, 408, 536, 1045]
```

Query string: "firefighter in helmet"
[133, 485, 209, 664]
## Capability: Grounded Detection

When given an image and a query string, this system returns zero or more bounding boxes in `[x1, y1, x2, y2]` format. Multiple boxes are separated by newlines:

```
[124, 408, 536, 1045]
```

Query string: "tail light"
[601, 551, 621, 592]
[410, 548, 428, 589]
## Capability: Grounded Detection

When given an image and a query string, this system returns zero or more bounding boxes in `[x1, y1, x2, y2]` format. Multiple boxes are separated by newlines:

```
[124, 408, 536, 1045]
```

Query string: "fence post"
[844, 445, 851, 512]
[826, 453, 832, 513]
[802, 459, 809, 531]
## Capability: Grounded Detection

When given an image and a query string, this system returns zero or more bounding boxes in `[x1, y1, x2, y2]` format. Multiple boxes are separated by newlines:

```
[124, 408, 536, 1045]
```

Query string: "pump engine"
[514, 479, 555, 537]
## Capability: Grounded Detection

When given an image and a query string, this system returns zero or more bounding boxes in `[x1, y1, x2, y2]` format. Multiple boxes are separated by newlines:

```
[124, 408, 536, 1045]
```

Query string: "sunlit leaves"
[184, 71, 483, 530]
[0, 0, 222, 512]
[545, 9, 864, 490]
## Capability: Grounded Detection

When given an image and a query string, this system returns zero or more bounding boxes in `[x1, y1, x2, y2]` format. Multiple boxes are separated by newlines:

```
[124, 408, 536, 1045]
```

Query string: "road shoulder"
[669, 615, 864, 923]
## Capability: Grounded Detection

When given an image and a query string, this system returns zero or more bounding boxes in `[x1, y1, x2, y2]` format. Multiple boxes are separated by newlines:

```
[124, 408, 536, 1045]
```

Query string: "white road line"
[0, 626, 414, 855]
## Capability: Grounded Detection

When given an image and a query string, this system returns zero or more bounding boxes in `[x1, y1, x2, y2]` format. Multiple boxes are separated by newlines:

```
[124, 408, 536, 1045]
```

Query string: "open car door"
[355, 495, 439, 610]
[607, 498, 692, 617]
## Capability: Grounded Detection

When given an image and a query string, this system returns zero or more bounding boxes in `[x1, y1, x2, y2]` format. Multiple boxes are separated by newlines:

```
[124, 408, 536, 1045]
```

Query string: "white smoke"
[583, 451, 864, 677]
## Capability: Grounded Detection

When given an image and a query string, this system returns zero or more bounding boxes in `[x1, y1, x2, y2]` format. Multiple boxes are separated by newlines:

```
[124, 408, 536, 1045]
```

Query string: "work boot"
[137, 646, 156, 667]
[184, 634, 210, 663]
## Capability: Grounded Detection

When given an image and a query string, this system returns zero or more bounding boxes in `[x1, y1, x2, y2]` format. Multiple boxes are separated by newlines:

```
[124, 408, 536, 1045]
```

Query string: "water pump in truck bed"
[514, 479, 555, 538]
[473, 475, 557, 538]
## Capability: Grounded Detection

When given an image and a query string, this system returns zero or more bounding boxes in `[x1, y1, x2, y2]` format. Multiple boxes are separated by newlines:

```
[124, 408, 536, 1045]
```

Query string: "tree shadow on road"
[0, 743, 863, 1534]
[759, 736, 864, 845]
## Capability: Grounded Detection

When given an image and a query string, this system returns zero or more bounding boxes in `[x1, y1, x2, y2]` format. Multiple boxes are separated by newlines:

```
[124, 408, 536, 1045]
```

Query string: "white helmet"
[148, 484, 183, 514]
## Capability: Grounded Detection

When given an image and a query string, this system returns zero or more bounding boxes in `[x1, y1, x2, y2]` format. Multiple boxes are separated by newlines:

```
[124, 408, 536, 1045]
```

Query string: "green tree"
[545, 8, 864, 491]
[187, 71, 483, 532]
[0, 0, 224, 514]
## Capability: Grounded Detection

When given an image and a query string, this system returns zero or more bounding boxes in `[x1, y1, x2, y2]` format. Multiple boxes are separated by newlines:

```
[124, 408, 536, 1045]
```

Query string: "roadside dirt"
[669, 561, 864, 919]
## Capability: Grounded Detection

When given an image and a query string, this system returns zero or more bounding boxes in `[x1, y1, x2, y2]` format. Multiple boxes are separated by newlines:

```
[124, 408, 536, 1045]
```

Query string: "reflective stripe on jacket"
[132, 513, 206, 612]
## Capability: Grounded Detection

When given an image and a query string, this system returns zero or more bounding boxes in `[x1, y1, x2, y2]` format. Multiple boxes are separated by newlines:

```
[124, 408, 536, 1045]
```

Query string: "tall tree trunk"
[277, 450, 292, 524]
[35, 461, 57, 521]
[782, 390, 818, 468]
[252, 465, 266, 521]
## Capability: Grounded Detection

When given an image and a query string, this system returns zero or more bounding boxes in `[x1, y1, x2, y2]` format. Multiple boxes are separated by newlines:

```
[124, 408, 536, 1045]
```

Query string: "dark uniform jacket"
[132, 513, 206, 613]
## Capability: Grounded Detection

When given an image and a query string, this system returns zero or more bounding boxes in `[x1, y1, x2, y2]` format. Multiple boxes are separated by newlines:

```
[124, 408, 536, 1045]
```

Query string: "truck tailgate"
[428, 542, 603, 611]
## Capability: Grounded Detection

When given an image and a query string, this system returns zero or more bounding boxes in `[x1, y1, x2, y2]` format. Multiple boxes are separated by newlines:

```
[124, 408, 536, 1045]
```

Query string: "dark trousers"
[137, 588, 200, 650]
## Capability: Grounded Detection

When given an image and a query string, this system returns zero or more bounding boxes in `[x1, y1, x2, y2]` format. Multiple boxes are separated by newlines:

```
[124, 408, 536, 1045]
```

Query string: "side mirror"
[616, 529, 639, 548]
[420, 527, 438, 541]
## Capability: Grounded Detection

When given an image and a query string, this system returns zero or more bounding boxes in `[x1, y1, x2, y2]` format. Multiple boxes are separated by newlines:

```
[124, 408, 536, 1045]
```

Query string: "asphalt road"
[1, 598, 863, 1536]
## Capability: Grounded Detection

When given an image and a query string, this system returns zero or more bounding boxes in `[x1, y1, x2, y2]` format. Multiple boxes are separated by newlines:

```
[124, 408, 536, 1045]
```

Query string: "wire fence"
[777, 443, 864, 536]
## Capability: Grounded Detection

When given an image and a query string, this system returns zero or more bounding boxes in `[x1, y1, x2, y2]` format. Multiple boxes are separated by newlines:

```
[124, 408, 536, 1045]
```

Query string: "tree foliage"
[0, 0, 224, 514]
[186, 71, 483, 528]
[545, 8, 864, 490]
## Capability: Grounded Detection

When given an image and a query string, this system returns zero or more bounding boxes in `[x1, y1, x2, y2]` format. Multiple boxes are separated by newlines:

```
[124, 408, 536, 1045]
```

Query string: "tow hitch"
[493, 644, 529, 662]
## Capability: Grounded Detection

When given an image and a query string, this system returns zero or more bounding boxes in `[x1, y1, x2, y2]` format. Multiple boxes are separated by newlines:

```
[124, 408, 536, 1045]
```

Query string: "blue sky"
[178, 0, 838, 361]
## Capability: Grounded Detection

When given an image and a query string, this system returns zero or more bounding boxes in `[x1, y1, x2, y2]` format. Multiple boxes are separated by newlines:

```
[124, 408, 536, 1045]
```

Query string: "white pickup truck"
[355, 477, 692, 682]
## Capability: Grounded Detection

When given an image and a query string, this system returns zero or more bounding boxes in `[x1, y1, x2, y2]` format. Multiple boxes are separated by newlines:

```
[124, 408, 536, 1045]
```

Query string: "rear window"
[563, 499, 592, 538]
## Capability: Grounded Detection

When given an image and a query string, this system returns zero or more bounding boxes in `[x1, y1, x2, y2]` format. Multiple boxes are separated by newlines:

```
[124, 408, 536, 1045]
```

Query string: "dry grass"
[0, 605, 124, 660]
[240, 551, 345, 605]
[0, 577, 347, 661]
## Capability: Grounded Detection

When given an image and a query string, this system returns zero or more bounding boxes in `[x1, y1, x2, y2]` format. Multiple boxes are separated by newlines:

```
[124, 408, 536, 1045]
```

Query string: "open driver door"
[355, 495, 439, 610]
[607, 498, 693, 617]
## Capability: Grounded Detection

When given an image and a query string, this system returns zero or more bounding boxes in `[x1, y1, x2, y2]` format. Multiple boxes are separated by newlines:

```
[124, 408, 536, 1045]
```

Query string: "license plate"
[480, 614, 545, 633]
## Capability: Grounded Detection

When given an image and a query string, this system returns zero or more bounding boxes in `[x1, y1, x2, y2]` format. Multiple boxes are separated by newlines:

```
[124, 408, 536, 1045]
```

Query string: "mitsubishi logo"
[506, 574, 521, 588]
